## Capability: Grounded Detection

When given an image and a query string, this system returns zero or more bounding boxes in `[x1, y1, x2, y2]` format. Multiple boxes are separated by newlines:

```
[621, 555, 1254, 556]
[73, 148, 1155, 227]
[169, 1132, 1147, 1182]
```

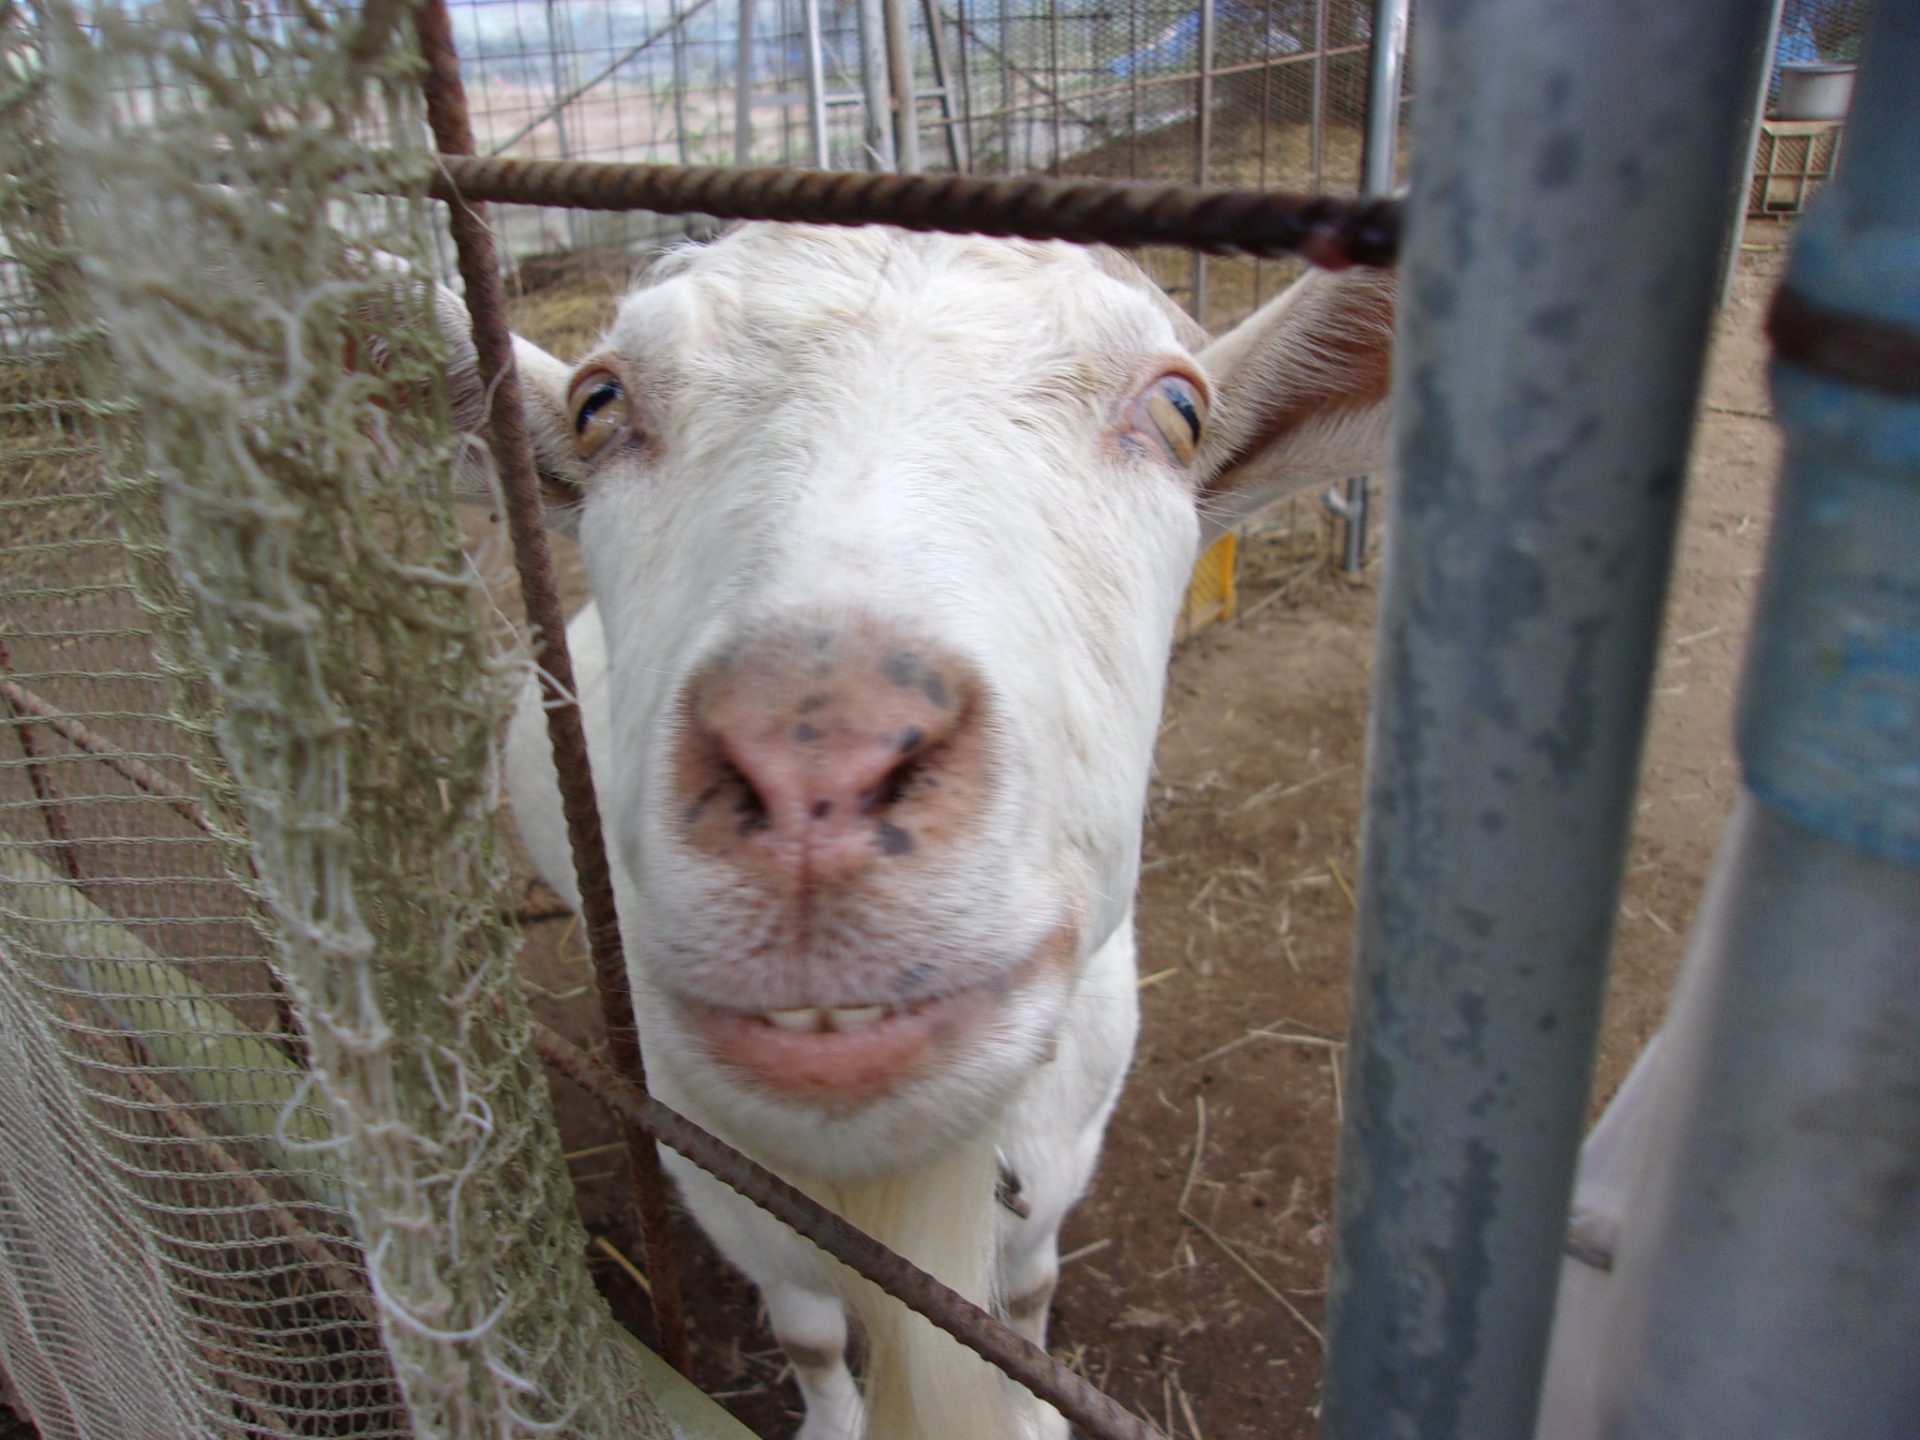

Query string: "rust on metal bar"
[412, 0, 691, 1375]
[425, 154, 1403, 270]
[532, 1021, 1169, 1440]
[1, 665, 208, 837]
[1, 636, 84, 881]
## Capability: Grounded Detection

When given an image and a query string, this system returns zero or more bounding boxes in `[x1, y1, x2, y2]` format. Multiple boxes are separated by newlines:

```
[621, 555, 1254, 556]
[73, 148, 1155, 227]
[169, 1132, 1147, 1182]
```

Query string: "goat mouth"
[683, 985, 995, 1105]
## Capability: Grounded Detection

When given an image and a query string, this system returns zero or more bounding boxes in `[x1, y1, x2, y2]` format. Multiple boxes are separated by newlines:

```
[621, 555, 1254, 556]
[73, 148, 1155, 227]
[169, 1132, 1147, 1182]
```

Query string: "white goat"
[442, 224, 1395, 1440]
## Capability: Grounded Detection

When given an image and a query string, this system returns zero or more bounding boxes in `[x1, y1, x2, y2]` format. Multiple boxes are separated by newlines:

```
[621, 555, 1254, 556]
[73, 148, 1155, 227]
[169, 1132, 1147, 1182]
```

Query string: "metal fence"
[442, 0, 1383, 323]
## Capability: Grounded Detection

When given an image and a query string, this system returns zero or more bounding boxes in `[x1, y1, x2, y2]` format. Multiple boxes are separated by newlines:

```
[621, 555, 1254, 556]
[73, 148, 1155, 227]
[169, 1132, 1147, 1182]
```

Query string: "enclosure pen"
[4, 1, 1906, 1439]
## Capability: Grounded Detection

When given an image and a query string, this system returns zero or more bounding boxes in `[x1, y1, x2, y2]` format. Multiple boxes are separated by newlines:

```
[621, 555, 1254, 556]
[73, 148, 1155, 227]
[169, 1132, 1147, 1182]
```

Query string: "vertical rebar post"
[1327, 0, 1408, 576]
[801, 0, 831, 167]
[1596, 11, 1920, 1433]
[857, 0, 897, 169]
[1321, 1, 1774, 1437]
[1189, 0, 1216, 322]
[411, 0, 691, 1377]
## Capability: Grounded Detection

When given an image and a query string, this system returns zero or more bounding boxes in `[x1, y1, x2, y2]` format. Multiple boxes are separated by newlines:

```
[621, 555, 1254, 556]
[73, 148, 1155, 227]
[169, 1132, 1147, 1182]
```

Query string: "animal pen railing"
[1, 9, 1915, 1440]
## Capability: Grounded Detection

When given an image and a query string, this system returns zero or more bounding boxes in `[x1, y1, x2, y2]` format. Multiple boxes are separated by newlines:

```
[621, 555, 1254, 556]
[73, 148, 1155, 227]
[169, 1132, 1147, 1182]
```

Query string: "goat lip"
[680, 988, 992, 1104]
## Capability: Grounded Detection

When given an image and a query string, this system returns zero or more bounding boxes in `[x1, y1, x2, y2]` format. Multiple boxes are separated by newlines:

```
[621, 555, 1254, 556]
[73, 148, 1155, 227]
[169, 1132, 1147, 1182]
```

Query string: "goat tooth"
[825, 1005, 886, 1031]
[766, 1007, 824, 1032]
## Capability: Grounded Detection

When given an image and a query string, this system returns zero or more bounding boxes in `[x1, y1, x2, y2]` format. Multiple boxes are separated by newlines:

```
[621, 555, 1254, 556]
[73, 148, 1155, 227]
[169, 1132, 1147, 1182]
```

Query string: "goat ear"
[1192, 266, 1396, 535]
[432, 284, 587, 533]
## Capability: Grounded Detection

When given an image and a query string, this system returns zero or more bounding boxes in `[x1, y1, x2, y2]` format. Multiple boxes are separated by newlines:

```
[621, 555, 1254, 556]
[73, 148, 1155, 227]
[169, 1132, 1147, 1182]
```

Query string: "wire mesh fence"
[443, 0, 1385, 323]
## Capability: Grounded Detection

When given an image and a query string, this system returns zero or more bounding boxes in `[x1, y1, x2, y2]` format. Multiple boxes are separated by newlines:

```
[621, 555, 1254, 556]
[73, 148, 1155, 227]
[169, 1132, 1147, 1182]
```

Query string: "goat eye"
[1136, 374, 1208, 467]
[568, 368, 629, 460]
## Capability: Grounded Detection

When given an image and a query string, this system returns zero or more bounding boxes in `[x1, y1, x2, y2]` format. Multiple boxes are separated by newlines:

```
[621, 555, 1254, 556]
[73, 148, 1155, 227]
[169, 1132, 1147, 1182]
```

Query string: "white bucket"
[1776, 63, 1856, 122]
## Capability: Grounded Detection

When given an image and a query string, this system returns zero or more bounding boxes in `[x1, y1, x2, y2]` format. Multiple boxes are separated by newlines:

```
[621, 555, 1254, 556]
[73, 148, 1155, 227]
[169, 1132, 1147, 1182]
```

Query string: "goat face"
[457, 224, 1394, 1181]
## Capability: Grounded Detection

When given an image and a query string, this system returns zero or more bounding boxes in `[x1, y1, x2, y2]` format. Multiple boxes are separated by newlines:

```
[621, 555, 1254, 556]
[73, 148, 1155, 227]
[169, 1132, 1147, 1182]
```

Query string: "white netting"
[0, 4, 719, 1436]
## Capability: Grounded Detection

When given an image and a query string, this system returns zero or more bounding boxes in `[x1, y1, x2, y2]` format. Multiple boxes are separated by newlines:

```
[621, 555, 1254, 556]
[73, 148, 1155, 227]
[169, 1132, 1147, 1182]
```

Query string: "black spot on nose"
[921, 673, 950, 710]
[898, 727, 924, 754]
[799, 692, 832, 714]
[875, 822, 913, 856]
[881, 651, 921, 689]
[793, 722, 821, 742]
[811, 800, 832, 820]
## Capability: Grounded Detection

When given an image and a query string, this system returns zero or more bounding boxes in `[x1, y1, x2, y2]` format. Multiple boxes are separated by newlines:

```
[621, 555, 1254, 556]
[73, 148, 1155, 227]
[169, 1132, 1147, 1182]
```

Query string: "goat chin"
[819, 1137, 1054, 1440]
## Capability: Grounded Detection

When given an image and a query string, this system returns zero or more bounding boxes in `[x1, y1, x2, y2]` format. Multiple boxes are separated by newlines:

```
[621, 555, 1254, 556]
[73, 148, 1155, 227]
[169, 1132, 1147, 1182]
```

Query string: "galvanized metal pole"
[1189, 0, 1216, 322]
[1595, 10, 1920, 1434]
[920, 0, 969, 172]
[1320, 1, 1775, 1438]
[800, 0, 832, 167]
[1720, 0, 1790, 309]
[734, 0, 756, 166]
[1309, 0, 1328, 191]
[883, 0, 921, 171]
[542, 0, 582, 250]
[857, 0, 897, 169]
[1327, 0, 1408, 575]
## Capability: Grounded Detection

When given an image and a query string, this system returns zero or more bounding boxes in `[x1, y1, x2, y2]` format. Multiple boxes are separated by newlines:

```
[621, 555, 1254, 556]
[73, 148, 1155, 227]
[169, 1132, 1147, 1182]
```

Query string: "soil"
[490, 219, 1792, 1440]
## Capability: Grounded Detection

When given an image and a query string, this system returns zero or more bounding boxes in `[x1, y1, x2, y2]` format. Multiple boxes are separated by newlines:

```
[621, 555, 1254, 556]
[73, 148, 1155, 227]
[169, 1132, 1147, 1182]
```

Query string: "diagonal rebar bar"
[532, 1022, 1168, 1440]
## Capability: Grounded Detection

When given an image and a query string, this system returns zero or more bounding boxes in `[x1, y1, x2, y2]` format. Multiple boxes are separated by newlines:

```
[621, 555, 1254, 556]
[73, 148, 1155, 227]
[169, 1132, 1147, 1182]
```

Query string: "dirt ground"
[477, 222, 1792, 1440]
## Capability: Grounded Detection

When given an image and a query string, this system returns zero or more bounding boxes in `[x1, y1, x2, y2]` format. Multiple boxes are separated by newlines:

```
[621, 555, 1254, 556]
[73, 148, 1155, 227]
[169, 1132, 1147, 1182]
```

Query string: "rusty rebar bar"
[423, 154, 1402, 270]
[532, 1021, 1167, 1440]
[1, 636, 83, 882]
[412, 0, 691, 1375]
[0, 669, 208, 838]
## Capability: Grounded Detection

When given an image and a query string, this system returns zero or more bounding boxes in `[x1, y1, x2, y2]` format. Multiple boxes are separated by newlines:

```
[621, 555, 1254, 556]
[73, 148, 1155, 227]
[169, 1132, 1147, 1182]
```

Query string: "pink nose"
[674, 627, 984, 886]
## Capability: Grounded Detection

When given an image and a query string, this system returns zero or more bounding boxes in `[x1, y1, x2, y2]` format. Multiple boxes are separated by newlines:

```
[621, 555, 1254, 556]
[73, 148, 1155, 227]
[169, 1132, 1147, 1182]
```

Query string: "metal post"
[1594, 11, 1920, 1433]
[734, 0, 756, 166]
[883, 0, 921, 171]
[996, 0, 1013, 172]
[1720, 0, 1790, 308]
[1309, 0, 1328, 191]
[920, 0, 968, 172]
[801, 0, 831, 167]
[856, 0, 897, 169]
[1320, 1, 1776, 1438]
[1189, 0, 1217, 323]
[1325, 0, 1408, 574]
[670, 0, 694, 171]
[542, 0, 582, 251]
[953, 0, 979, 172]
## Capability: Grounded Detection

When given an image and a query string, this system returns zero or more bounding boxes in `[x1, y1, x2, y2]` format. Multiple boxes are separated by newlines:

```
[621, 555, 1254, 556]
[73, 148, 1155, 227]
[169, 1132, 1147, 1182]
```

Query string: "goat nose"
[674, 634, 982, 884]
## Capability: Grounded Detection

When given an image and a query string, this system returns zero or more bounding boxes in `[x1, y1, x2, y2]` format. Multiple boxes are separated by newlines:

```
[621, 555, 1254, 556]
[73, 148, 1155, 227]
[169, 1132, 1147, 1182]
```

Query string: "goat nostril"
[862, 753, 923, 815]
[724, 758, 770, 834]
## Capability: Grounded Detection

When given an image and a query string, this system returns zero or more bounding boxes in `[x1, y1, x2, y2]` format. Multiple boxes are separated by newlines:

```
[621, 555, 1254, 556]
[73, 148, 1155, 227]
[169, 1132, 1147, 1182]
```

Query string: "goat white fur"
[448, 224, 1396, 1440]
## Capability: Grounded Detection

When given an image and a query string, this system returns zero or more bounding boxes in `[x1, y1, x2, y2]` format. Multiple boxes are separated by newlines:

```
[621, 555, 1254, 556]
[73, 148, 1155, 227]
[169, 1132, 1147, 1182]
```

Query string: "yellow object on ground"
[1180, 532, 1238, 639]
